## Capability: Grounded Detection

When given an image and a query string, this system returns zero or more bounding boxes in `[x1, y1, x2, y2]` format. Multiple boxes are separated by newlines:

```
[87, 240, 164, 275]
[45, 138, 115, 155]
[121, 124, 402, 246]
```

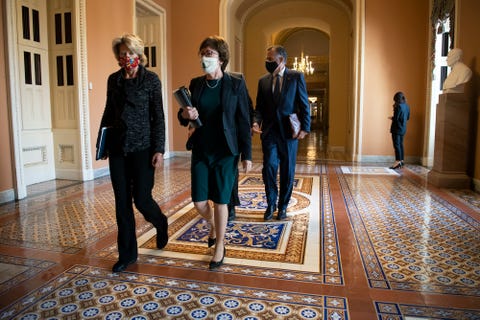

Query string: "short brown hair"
[112, 33, 148, 66]
[198, 35, 229, 71]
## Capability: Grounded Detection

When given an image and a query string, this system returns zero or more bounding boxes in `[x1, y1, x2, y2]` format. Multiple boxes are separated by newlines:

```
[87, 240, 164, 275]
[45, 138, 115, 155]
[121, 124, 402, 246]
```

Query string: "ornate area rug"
[96, 174, 343, 285]
[338, 168, 480, 296]
[0, 265, 349, 319]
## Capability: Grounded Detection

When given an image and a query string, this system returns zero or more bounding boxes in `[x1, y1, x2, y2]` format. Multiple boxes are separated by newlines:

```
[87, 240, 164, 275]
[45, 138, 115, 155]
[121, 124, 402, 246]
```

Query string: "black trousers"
[391, 133, 405, 161]
[229, 156, 240, 209]
[262, 133, 298, 211]
[109, 149, 166, 262]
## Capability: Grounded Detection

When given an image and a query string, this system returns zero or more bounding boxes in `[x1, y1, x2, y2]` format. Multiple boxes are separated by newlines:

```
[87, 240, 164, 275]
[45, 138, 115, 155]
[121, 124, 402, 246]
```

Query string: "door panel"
[137, 16, 161, 77]
[17, 0, 55, 185]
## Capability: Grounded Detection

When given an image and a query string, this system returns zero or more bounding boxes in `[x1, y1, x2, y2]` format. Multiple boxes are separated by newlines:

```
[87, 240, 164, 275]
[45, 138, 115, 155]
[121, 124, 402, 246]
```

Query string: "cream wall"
[86, 0, 135, 169]
[362, 0, 429, 161]
[170, 0, 220, 152]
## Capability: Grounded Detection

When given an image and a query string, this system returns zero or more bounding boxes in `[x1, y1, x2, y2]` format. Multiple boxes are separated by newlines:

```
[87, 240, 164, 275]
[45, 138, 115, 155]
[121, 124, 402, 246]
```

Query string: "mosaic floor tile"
[338, 169, 480, 296]
[95, 174, 343, 285]
[0, 170, 191, 253]
[375, 301, 480, 320]
[0, 265, 349, 320]
[447, 189, 480, 212]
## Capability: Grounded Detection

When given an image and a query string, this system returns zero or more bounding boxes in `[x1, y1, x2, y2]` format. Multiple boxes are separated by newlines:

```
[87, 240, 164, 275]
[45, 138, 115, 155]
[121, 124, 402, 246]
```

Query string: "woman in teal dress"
[178, 36, 252, 269]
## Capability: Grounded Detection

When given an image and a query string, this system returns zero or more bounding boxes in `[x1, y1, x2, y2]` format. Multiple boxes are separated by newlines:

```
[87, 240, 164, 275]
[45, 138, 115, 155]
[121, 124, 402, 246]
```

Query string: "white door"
[136, 3, 170, 158]
[16, 0, 55, 185]
[137, 16, 162, 77]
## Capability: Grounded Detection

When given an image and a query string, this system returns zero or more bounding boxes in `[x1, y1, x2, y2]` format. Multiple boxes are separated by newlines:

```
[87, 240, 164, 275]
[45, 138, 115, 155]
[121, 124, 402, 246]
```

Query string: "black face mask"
[265, 60, 278, 74]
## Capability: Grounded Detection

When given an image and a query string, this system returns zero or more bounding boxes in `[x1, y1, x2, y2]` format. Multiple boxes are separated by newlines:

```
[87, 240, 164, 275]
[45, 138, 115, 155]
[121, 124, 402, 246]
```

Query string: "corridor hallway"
[0, 131, 479, 319]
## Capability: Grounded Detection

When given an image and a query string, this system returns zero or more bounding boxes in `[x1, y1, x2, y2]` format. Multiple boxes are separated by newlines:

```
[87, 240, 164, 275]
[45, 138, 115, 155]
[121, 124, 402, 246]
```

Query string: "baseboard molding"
[170, 151, 190, 158]
[357, 155, 393, 163]
[0, 188, 15, 204]
[55, 169, 85, 180]
[328, 145, 345, 152]
[94, 166, 110, 179]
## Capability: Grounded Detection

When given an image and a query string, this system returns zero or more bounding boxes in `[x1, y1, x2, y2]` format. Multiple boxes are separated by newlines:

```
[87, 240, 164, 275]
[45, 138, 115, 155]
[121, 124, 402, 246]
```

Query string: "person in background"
[97, 33, 168, 273]
[252, 45, 310, 221]
[178, 35, 252, 269]
[228, 87, 254, 222]
[388, 91, 410, 169]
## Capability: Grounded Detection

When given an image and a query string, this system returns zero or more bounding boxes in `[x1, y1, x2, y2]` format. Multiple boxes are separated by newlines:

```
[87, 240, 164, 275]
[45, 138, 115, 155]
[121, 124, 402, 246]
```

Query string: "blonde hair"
[112, 33, 148, 66]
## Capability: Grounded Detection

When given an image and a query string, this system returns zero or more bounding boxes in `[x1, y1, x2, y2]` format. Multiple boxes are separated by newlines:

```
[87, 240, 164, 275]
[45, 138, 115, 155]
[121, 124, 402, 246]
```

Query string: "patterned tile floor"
[0, 134, 479, 319]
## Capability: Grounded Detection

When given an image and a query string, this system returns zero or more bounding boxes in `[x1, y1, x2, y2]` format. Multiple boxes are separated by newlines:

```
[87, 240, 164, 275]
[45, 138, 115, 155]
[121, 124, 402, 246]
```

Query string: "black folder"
[173, 86, 202, 128]
[96, 127, 110, 160]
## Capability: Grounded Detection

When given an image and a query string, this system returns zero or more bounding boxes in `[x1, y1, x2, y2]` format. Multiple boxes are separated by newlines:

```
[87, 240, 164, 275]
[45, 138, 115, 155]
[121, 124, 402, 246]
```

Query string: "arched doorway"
[220, 0, 358, 161]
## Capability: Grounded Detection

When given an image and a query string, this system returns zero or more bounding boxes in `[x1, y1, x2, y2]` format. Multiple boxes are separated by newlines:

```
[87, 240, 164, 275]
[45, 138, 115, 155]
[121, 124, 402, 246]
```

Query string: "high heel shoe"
[208, 237, 216, 248]
[389, 162, 402, 169]
[209, 247, 226, 270]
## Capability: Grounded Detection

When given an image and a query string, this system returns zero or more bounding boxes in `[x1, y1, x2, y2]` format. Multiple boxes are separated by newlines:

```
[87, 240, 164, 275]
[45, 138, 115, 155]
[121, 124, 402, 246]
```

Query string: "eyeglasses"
[200, 49, 219, 57]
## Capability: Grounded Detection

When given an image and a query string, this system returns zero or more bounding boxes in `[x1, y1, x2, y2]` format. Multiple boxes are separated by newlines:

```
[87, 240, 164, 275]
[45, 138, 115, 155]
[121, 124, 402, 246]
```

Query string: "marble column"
[428, 93, 472, 188]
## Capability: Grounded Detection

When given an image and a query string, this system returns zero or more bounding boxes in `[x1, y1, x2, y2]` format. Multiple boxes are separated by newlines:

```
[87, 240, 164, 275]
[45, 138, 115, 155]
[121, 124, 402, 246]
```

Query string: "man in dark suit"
[252, 45, 310, 221]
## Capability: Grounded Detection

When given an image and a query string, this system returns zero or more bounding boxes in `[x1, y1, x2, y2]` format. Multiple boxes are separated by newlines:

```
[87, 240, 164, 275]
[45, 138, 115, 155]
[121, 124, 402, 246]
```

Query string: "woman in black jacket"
[97, 34, 168, 273]
[389, 91, 410, 169]
[178, 36, 252, 269]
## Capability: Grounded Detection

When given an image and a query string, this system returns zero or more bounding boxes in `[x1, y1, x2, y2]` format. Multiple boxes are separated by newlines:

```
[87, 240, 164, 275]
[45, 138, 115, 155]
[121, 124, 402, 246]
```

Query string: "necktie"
[273, 74, 281, 100]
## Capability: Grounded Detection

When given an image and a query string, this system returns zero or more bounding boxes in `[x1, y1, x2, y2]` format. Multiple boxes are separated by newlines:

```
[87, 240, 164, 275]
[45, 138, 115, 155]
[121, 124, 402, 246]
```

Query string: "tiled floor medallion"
[338, 169, 480, 296]
[375, 301, 480, 319]
[0, 265, 349, 319]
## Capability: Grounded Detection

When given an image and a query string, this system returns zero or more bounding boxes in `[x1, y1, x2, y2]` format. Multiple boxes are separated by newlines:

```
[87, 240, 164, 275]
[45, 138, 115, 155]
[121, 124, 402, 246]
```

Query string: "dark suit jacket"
[254, 68, 310, 139]
[98, 65, 165, 155]
[390, 103, 410, 135]
[177, 72, 252, 161]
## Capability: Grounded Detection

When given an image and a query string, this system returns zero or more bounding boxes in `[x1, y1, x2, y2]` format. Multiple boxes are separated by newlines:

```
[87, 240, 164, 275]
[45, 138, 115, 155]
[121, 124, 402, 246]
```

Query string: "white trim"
[75, 0, 93, 181]
[169, 151, 191, 158]
[93, 166, 110, 179]
[5, 1, 26, 199]
[352, 0, 365, 162]
[0, 189, 15, 204]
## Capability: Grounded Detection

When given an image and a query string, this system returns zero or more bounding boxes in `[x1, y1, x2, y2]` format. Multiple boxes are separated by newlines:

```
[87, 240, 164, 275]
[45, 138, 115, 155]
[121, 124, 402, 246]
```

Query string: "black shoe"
[156, 215, 169, 249]
[208, 237, 216, 248]
[264, 205, 276, 221]
[227, 205, 236, 222]
[157, 230, 168, 249]
[277, 208, 287, 220]
[389, 162, 402, 169]
[209, 247, 226, 270]
[112, 259, 136, 273]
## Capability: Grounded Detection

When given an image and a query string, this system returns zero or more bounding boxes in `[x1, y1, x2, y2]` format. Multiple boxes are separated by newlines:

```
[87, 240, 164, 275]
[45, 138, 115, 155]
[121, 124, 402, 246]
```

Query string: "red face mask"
[119, 56, 140, 72]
